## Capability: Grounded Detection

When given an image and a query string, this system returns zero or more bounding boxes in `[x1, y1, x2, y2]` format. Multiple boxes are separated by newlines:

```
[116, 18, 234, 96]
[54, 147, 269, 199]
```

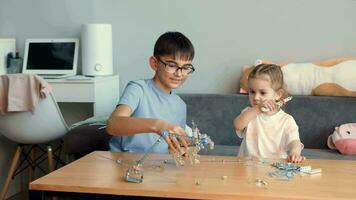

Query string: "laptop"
[22, 38, 79, 79]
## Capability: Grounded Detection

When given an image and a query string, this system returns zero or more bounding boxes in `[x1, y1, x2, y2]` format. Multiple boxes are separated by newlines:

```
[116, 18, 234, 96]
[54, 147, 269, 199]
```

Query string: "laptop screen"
[27, 42, 75, 70]
[22, 38, 78, 75]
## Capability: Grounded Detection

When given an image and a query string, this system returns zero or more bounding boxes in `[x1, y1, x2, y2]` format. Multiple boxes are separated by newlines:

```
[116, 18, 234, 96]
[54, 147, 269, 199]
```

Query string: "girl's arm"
[287, 140, 305, 163]
[233, 106, 261, 132]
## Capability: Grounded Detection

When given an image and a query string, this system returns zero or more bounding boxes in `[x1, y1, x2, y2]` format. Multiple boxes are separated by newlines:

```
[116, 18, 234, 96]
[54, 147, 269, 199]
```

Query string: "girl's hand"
[259, 99, 277, 112]
[287, 154, 306, 163]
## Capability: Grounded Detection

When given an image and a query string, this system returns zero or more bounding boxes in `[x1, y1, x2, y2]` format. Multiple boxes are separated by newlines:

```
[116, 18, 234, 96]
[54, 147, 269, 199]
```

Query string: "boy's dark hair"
[154, 32, 194, 61]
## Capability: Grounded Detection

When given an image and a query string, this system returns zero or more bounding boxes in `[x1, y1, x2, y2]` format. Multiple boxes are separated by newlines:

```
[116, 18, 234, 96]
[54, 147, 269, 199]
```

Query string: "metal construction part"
[125, 136, 164, 183]
[269, 162, 322, 180]
[125, 121, 214, 183]
[168, 121, 214, 166]
[126, 165, 144, 183]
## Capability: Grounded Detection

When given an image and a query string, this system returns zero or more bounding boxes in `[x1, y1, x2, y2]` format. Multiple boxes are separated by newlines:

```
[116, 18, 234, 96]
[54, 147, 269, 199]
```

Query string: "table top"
[30, 151, 356, 200]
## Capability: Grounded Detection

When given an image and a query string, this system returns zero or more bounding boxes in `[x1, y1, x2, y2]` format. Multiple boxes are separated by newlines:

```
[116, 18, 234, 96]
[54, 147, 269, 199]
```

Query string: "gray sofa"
[182, 94, 356, 160]
[65, 94, 356, 160]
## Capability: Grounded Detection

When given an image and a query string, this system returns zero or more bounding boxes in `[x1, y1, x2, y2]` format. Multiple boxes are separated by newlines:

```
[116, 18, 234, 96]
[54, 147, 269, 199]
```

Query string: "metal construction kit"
[126, 121, 214, 183]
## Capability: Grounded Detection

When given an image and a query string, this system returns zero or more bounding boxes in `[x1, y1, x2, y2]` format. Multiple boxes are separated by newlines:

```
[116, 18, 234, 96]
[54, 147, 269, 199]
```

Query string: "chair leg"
[0, 145, 22, 200]
[47, 146, 54, 172]
[46, 146, 58, 200]
[29, 145, 37, 182]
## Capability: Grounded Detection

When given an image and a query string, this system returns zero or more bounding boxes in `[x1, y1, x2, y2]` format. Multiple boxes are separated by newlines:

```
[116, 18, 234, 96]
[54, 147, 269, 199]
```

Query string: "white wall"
[1, 0, 356, 94]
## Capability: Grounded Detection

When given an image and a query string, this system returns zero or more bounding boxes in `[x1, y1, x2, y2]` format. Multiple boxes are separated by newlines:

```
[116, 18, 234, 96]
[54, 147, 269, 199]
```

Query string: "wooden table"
[29, 151, 356, 200]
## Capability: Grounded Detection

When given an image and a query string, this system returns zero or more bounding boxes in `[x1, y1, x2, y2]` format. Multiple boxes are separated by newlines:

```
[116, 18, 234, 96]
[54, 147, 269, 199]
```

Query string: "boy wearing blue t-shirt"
[106, 32, 195, 154]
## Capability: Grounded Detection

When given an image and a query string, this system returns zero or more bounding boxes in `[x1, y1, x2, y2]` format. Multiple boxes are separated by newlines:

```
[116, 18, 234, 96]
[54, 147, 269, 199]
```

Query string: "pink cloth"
[0, 74, 52, 114]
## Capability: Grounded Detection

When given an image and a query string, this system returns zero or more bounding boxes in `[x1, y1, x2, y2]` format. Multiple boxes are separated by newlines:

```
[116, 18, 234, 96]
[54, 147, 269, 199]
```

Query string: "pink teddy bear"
[327, 123, 356, 155]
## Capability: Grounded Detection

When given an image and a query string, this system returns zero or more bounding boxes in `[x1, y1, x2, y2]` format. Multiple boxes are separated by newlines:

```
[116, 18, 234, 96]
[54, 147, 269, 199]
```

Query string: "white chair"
[0, 93, 68, 200]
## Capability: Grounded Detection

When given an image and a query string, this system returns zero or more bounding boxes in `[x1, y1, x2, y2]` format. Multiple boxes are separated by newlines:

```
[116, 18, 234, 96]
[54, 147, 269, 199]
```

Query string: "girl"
[234, 64, 305, 163]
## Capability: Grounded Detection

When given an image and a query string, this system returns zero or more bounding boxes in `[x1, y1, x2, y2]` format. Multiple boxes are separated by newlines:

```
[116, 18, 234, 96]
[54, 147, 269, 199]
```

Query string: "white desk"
[46, 75, 119, 118]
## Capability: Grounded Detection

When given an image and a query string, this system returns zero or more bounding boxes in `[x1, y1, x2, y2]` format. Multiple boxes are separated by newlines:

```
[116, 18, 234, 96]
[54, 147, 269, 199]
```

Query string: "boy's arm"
[106, 104, 188, 152]
[106, 104, 161, 135]
[233, 106, 260, 133]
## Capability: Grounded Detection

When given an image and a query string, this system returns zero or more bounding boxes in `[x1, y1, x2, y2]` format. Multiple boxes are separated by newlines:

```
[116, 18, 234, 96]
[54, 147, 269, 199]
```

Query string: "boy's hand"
[158, 122, 188, 154]
[287, 153, 306, 163]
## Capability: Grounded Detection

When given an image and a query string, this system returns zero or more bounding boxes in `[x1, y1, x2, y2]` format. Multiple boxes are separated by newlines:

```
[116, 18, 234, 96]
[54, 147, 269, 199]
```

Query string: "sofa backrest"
[180, 94, 356, 149]
[180, 94, 247, 147]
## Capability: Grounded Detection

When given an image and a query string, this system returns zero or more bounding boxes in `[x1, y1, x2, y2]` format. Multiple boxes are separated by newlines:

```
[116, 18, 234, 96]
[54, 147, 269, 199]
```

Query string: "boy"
[106, 32, 195, 154]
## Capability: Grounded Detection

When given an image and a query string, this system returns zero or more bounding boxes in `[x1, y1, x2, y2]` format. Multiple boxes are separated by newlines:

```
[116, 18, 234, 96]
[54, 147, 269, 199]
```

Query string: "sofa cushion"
[285, 95, 356, 149]
[180, 94, 248, 146]
[64, 94, 356, 160]
[199, 145, 356, 160]
[180, 94, 356, 149]
[199, 145, 239, 156]
[302, 148, 356, 160]
[64, 124, 356, 161]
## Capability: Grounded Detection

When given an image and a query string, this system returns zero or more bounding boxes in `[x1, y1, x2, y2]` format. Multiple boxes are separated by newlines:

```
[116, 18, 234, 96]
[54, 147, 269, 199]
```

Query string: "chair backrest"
[0, 93, 68, 144]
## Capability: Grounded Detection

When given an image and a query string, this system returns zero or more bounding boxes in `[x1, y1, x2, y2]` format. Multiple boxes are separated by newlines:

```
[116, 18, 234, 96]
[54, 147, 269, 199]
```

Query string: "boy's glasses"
[156, 57, 195, 76]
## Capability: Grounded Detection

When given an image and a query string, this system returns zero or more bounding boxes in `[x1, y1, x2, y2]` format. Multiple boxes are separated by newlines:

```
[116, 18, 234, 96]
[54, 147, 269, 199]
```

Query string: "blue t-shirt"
[109, 79, 186, 153]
